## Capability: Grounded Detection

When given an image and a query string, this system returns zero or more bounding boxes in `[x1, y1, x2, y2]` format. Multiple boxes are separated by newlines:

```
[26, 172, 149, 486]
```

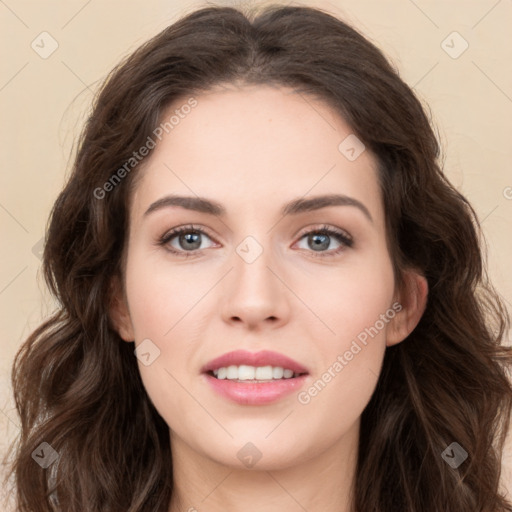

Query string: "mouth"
[201, 349, 309, 379]
[201, 350, 310, 405]
[206, 364, 307, 382]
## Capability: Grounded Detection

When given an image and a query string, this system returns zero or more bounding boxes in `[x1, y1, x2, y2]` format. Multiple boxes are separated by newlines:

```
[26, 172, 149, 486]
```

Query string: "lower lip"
[202, 373, 309, 405]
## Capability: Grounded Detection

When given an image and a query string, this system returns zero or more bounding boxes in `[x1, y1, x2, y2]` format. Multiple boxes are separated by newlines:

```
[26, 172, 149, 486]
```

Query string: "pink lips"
[201, 349, 309, 375]
[201, 349, 310, 406]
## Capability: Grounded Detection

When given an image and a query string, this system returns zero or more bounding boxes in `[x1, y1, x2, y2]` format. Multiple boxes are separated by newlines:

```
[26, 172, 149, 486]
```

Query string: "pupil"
[181, 232, 201, 249]
[310, 233, 329, 251]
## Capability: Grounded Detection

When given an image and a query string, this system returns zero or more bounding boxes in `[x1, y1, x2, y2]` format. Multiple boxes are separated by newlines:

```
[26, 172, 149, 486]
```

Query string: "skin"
[111, 84, 428, 512]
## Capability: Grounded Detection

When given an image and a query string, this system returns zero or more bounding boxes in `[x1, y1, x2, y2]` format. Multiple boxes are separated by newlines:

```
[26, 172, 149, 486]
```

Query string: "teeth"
[272, 366, 284, 379]
[212, 365, 302, 380]
[226, 365, 238, 379]
[238, 365, 255, 380]
[255, 366, 273, 380]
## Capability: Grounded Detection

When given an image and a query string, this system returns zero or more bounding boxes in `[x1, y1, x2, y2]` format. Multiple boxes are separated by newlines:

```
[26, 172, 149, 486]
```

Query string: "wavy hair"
[5, 4, 512, 511]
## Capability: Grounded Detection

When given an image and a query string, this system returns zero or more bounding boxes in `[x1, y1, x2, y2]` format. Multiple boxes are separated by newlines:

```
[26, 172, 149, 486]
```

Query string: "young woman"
[6, 4, 512, 511]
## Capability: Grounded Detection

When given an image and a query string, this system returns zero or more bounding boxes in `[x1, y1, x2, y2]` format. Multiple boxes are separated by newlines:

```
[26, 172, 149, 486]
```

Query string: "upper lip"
[201, 349, 309, 374]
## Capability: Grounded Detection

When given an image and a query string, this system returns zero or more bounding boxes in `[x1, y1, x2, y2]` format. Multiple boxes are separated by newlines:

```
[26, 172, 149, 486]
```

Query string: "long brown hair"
[5, 4, 512, 511]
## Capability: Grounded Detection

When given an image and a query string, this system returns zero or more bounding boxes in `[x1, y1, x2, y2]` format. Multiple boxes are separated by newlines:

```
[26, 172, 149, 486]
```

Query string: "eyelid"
[158, 224, 219, 255]
[292, 224, 353, 257]
[294, 224, 353, 244]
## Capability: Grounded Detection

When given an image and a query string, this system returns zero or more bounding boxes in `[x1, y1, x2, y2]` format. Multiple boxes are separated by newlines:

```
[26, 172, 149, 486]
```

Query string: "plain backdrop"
[1, 0, 511, 506]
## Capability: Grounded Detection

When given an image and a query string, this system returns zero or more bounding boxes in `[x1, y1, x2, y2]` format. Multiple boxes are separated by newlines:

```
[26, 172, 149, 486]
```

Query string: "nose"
[220, 240, 291, 331]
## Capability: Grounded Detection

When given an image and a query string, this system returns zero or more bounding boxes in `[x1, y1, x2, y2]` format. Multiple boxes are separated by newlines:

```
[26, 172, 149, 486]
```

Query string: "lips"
[201, 349, 309, 375]
[201, 349, 310, 405]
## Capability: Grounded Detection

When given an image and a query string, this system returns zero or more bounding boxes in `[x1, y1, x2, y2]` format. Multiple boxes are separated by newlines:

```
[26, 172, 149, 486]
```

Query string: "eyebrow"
[143, 193, 373, 223]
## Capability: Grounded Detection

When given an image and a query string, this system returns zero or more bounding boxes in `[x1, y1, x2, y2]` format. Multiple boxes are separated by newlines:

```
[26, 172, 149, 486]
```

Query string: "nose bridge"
[221, 228, 290, 326]
[228, 207, 277, 272]
[233, 231, 278, 294]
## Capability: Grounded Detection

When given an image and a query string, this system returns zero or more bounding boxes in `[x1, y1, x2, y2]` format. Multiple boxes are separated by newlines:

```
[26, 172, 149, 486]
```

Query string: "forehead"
[130, 84, 383, 227]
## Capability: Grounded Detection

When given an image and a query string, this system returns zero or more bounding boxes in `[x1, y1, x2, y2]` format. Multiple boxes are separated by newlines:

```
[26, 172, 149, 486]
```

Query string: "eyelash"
[157, 224, 354, 259]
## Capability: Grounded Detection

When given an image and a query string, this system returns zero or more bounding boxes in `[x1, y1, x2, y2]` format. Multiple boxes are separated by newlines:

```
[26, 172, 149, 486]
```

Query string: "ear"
[386, 268, 428, 347]
[108, 275, 135, 342]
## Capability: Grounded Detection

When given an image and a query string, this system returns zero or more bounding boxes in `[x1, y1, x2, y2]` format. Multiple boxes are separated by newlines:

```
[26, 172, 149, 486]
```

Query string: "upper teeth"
[212, 365, 299, 380]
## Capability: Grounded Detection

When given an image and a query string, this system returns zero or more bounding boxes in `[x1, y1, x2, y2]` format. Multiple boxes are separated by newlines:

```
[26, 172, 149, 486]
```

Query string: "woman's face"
[113, 84, 412, 470]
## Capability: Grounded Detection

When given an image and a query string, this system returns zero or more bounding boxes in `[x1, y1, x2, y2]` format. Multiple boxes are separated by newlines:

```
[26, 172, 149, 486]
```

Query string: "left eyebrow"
[143, 193, 373, 224]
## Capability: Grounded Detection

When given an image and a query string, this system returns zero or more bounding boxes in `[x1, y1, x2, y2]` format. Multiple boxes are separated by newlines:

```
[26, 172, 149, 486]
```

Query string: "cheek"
[295, 246, 396, 345]
[124, 255, 205, 428]
[124, 253, 210, 341]
[294, 248, 395, 410]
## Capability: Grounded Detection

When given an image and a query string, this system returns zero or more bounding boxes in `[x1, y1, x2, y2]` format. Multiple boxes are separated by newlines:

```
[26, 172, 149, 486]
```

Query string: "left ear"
[386, 268, 428, 347]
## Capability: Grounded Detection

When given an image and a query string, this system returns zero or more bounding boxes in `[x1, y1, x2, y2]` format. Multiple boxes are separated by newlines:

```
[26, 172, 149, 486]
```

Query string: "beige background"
[1, 0, 511, 506]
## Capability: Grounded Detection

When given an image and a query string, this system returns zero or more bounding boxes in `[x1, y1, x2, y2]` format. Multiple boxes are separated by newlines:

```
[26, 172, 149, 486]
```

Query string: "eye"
[157, 223, 353, 258]
[157, 224, 217, 257]
[294, 225, 353, 257]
